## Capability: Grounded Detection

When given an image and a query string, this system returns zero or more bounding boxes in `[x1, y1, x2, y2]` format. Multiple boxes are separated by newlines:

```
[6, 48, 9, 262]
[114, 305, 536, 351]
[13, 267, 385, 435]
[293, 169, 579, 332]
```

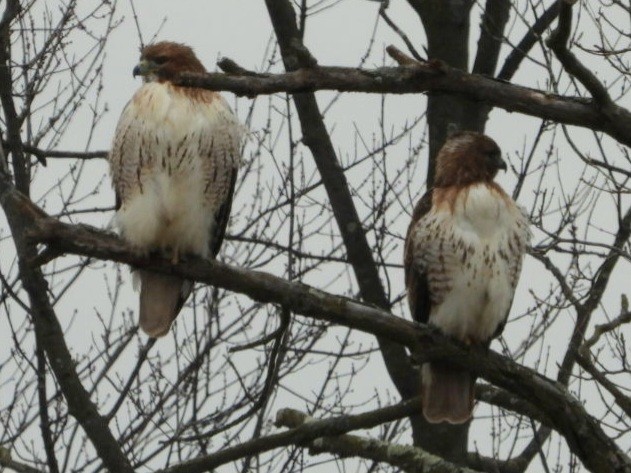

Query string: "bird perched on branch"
[404, 131, 530, 424]
[108, 41, 243, 337]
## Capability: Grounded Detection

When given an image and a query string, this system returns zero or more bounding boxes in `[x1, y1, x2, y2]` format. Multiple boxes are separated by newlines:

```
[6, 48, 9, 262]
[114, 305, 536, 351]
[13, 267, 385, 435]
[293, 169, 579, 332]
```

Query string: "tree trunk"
[405, 0, 509, 463]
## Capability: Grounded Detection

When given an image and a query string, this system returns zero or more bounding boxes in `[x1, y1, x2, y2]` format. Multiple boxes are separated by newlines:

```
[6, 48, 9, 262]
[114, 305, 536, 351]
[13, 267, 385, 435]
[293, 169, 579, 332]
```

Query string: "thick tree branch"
[476, 384, 552, 427]
[469, 0, 511, 132]
[10, 193, 630, 473]
[472, 0, 511, 76]
[174, 57, 631, 150]
[0, 0, 35, 192]
[156, 399, 419, 473]
[277, 409, 481, 473]
[547, 0, 612, 107]
[35, 340, 60, 473]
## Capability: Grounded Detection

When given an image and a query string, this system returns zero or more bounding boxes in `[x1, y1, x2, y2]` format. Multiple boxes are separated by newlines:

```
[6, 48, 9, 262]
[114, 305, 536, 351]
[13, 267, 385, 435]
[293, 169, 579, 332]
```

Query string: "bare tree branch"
[0, 174, 134, 473]
[173, 56, 631, 149]
[498, 2, 561, 81]
[547, 0, 612, 106]
[7, 184, 629, 473]
[472, 0, 511, 76]
[263, 0, 416, 404]
[156, 399, 419, 473]
[0, 447, 45, 473]
[276, 408, 482, 473]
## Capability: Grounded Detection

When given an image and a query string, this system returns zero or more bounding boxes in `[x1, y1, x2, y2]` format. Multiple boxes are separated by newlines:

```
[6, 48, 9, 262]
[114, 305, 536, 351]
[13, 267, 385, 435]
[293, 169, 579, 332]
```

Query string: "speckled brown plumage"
[109, 41, 244, 337]
[404, 131, 530, 424]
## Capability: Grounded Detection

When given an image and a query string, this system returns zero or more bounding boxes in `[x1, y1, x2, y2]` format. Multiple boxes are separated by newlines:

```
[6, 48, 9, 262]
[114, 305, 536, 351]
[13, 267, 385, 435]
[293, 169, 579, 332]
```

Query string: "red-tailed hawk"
[109, 42, 242, 337]
[404, 132, 530, 424]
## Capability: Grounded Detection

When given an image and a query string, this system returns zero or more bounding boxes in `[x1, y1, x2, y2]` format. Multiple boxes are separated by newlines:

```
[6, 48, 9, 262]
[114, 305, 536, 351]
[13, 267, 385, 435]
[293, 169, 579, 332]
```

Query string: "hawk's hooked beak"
[497, 156, 507, 172]
[132, 60, 151, 78]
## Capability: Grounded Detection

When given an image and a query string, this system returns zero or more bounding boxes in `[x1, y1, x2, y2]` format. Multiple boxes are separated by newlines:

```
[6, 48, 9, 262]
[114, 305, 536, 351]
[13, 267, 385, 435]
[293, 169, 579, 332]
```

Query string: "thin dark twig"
[179, 308, 290, 442]
[379, 3, 425, 62]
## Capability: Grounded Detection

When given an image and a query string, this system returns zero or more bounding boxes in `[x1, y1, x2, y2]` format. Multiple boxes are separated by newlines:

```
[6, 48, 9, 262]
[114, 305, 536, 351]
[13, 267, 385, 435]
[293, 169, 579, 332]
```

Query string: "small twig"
[378, 5, 425, 62]
[104, 338, 157, 421]
[547, 0, 613, 107]
[180, 308, 290, 441]
[0, 447, 45, 473]
[576, 353, 631, 418]
[128, 0, 145, 48]
[229, 313, 287, 352]
[385, 45, 422, 66]
[2, 141, 107, 160]
[218, 57, 268, 78]
[582, 295, 630, 352]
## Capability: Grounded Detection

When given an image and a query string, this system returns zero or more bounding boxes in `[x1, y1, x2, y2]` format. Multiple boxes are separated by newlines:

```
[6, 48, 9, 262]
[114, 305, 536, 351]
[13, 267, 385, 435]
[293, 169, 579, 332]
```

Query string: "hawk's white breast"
[110, 82, 242, 257]
[411, 183, 530, 342]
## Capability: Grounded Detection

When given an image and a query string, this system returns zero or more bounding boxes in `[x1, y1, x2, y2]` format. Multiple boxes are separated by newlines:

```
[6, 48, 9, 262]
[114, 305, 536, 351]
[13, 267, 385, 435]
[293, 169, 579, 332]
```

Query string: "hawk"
[404, 132, 530, 424]
[109, 42, 243, 337]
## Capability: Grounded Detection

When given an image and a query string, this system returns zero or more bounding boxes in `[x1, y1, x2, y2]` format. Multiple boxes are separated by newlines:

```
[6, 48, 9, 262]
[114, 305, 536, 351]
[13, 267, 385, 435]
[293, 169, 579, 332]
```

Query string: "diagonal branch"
[156, 399, 421, 473]
[547, 0, 612, 107]
[576, 354, 631, 418]
[498, 1, 561, 81]
[263, 0, 416, 399]
[35, 340, 60, 473]
[0, 0, 35, 193]
[12, 197, 631, 473]
[174, 57, 631, 150]
[277, 408, 481, 473]
[557, 205, 631, 384]
[0, 173, 134, 473]
[0, 447, 45, 473]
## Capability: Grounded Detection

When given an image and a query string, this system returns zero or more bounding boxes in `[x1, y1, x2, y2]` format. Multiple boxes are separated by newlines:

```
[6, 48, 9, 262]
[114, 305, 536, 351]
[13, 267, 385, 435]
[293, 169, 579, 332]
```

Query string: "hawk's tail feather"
[138, 270, 190, 338]
[421, 362, 474, 424]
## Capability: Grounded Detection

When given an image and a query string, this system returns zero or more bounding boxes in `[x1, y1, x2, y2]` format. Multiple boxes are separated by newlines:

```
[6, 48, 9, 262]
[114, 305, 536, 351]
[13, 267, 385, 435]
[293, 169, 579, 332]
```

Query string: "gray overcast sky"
[2, 1, 629, 471]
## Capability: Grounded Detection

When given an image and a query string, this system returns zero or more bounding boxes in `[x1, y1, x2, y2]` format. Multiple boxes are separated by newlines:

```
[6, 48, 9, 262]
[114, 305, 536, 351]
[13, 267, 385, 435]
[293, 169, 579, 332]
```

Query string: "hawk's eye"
[153, 55, 168, 65]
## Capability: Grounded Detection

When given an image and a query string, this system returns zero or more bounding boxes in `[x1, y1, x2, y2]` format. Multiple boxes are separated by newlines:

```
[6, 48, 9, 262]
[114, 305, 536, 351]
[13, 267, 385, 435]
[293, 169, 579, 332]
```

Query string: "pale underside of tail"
[421, 362, 474, 424]
[139, 270, 191, 338]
